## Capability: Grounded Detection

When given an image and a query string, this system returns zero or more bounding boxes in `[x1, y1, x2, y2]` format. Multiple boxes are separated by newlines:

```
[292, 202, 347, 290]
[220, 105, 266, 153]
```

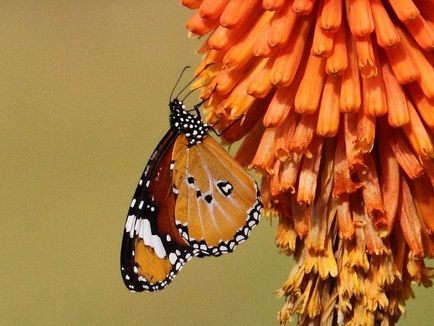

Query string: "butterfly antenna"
[185, 82, 218, 116]
[175, 63, 214, 100]
[169, 65, 191, 102]
[181, 81, 211, 103]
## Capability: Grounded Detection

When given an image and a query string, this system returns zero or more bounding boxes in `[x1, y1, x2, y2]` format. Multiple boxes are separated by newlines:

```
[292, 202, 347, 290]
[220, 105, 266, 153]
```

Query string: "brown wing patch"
[172, 135, 262, 256]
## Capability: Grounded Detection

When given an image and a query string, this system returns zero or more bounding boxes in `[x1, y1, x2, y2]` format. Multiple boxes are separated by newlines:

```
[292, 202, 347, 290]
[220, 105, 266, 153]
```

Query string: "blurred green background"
[0, 1, 432, 325]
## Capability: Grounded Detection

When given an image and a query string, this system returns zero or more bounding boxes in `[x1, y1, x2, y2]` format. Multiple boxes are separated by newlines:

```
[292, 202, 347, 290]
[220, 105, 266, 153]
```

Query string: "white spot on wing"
[169, 252, 177, 264]
[152, 235, 166, 258]
[125, 215, 136, 234]
[142, 219, 153, 246]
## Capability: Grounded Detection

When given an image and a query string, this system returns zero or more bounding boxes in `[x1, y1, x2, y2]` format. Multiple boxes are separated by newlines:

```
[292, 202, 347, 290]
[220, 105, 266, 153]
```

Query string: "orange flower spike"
[316, 74, 340, 137]
[270, 15, 313, 87]
[350, 226, 370, 271]
[288, 112, 318, 153]
[220, 75, 256, 119]
[276, 214, 297, 252]
[290, 195, 311, 237]
[221, 99, 267, 143]
[263, 86, 295, 128]
[222, 59, 268, 119]
[292, 0, 316, 15]
[413, 177, 434, 233]
[389, 128, 424, 179]
[262, 0, 286, 10]
[356, 104, 376, 153]
[250, 127, 276, 174]
[319, 0, 342, 31]
[357, 153, 386, 229]
[268, 1, 298, 47]
[270, 160, 283, 196]
[182, 0, 203, 9]
[359, 210, 387, 255]
[340, 35, 361, 112]
[345, 0, 374, 37]
[195, 50, 224, 74]
[212, 68, 244, 95]
[220, 0, 260, 28]
[294, 54, 326, 114]
[199, 0, 228, 20]
[370, 0, 400, 48]
[247, 57, 274, 98]
[274, 111, 297, 161]
[312, 16, 334, 56]
[405, 15, 434, 51]
[421, 158, 434, 187]
[185, 12, 219, 36]
[406, 83, 434, 130]
[333, 129, 361, 197]
[252, 29, 272, 57]
[388, 0, 420, 22]
[280, 154, 303, 193]
[235, 121, 265, 167]
[306, 278, 322, 317]
[260, 175, 274, 201]
[390, 225, 407, 277]
[208, 26, 238, 50]
[307, 142, 334, 253]
[399, 176, 424, 257]
[326, 22, 348, 75]
[420, 220, 434, 259]
[383, 44, 419, 85]
[337, 196, 355, 240]
[414, 0, 434, 22]
[402, 98, 434, 159]
[354, 35, 376, 78]
[377, 120, 400, 236]
[381, 59, 410, 127]
[344, 113, 364, 170]
[398, 26, 434, 98]
[407, 254, 427, 283]
[223, 10, 273, 70]
[297, 136, 324, 205]
[361, 58, 388, 117]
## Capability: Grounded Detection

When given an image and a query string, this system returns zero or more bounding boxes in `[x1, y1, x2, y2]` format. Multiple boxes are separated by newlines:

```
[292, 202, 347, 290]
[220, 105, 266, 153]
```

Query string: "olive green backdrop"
[0, 2, 431, 325]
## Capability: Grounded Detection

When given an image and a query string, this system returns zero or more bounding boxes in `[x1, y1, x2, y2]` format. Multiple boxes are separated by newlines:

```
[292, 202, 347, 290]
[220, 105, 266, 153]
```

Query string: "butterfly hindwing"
[171, 135, 262, 257]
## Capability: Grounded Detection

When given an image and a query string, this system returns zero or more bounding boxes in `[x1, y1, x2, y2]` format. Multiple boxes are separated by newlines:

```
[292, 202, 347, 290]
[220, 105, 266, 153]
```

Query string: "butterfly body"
[121, 98, 262, 292]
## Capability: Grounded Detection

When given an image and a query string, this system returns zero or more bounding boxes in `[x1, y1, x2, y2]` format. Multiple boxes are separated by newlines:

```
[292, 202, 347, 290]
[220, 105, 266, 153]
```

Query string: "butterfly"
[120, 78, 262, 292]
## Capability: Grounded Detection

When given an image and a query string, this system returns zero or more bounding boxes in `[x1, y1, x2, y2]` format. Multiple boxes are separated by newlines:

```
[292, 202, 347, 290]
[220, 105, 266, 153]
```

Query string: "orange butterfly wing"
[171, 135, 262, 256]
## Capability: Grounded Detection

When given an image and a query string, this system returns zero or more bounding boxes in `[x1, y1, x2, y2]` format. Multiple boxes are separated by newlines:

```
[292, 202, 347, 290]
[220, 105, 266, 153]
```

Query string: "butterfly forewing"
[171, 135, 262, 256]
[121, 130, 191, 292]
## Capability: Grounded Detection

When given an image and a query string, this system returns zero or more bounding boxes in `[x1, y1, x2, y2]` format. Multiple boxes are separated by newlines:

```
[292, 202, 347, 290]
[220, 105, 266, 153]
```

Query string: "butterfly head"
[169, 99, 208, 146]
